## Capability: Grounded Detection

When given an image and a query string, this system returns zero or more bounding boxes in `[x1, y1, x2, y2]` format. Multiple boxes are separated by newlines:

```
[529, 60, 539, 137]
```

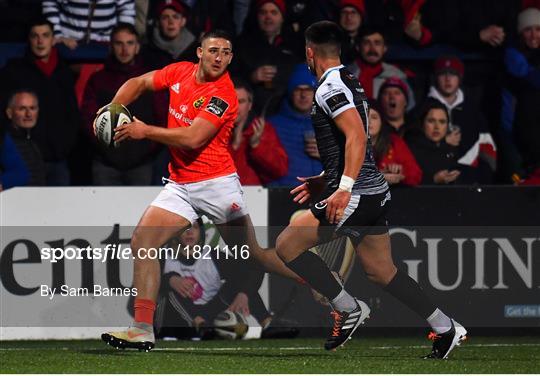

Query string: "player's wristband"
[339, 175, 355, 192]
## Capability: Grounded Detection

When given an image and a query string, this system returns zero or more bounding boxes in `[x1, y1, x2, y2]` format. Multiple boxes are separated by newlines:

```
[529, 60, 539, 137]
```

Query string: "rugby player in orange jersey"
[98, 30, 297, 351]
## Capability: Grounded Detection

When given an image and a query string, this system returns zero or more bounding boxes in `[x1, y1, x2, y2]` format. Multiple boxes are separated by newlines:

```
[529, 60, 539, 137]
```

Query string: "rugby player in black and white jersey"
[275, 21, 467, 358]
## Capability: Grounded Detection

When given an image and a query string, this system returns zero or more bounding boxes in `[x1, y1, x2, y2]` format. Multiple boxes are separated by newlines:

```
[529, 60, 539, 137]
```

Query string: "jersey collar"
[319, 64, 345, 84]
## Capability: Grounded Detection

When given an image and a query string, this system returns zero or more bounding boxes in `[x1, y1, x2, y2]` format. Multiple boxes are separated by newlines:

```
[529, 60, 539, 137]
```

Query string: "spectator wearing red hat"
[233, 0, 303, 114]
[368, 100, 422, 186]
[501, 7, 540, 183]
[347, 28, 415, 109]
[428, 55, 497, 184]
[378, 76, 414, 136]
[141, 0, 197, 70]
[339, 0, 366, 64]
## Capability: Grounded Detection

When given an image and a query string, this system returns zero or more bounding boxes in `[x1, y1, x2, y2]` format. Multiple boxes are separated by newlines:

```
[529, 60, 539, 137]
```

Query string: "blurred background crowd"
[1, 0, 540, 190]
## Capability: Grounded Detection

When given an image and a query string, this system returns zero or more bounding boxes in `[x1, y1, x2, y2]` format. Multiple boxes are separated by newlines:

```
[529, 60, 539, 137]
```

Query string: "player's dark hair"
[28, 17, 54, 35]
[232, 77, 253, 101]
[111, 22, 139, 42]
[305, 21, 342, 57]
[200, 29, 233, 49]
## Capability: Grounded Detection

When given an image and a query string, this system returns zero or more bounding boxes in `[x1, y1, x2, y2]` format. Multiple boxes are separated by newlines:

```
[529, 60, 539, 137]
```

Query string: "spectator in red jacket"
[229, 78, 288, 185]
[368, 100, 422, 186]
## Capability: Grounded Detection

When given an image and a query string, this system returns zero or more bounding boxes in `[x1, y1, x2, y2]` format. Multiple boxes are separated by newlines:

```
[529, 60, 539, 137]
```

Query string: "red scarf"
[34, 47, 58, 77]
[357, 59, 383, 99]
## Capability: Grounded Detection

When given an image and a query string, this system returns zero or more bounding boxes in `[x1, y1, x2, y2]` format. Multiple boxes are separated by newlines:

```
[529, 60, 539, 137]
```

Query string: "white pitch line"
[1, 343, 539, 352]
[0, 346, 320, 352]
[370, 343, 540, 349]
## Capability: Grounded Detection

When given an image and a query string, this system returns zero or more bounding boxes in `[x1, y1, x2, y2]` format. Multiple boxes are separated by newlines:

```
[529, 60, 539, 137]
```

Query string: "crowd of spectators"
[1, 0, 540, 190]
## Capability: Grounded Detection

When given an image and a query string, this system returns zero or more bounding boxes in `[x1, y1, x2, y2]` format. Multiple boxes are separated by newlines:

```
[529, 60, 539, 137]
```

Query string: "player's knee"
[364, 263, 397, 286]
[275, 233, 290, 260]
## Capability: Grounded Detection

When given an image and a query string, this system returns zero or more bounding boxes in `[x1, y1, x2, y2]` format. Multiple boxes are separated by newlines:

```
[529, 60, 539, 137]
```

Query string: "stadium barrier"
[0, 186, 268, 340]
[268, 186, 540, 334]
[1, 186, 538, 339]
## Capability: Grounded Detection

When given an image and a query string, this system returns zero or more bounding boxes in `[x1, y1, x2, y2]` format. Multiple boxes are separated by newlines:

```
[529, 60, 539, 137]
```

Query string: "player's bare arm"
[324, 108, 367, 224]
[111, 70, 157, 106]
[113, 116, 218, 150]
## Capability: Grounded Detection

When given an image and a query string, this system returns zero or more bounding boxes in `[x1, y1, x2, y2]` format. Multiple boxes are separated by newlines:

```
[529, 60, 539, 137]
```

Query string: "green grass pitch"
[1, 337, 539, 373]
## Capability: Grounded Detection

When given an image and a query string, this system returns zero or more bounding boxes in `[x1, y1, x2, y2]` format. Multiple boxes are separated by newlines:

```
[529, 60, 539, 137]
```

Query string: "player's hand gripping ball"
[93, 103, 133, 148]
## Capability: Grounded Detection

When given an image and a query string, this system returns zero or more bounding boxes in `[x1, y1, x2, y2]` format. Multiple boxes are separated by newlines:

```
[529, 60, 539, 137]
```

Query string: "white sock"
[331, 289, 357, 312]
[426, 308, 452, 334]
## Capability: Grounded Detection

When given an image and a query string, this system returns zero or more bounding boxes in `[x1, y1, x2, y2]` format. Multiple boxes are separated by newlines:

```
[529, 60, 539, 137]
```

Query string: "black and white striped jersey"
[312, 65, 388, 195]
[43, 0, 135, 42]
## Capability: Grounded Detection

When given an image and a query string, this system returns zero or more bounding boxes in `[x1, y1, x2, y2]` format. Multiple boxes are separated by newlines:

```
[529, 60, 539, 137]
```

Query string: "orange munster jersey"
[153, 61, 238, 183]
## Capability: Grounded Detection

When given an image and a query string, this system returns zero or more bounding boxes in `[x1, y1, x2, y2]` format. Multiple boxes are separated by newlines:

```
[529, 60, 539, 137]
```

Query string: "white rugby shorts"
[150, 173, 248, 224]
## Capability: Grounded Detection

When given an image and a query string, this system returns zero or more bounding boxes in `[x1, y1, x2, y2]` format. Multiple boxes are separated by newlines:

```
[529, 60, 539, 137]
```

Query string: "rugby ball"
[94, 103, 133, 148]
[213, 310, 249, 340]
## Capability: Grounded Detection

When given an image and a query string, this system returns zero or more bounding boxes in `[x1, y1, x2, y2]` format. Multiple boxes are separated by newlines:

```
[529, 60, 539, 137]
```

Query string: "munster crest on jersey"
[193, 96, 205, 109]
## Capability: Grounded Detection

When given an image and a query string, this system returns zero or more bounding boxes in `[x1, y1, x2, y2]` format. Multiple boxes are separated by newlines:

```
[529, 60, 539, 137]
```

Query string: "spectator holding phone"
[406, 99, 463, 185]
[427, 56, 497, 183]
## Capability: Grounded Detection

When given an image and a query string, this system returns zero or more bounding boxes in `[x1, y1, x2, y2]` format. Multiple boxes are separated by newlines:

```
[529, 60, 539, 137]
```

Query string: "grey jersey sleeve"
[315, 71, 356, 119]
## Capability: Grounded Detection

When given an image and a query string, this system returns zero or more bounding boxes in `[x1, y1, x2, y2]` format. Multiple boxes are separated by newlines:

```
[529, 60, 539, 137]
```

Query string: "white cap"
[517, 7, 540, 34]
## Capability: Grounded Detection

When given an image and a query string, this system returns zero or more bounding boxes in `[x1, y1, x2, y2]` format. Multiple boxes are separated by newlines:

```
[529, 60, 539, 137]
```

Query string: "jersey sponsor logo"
[205, 96, 229, 118]
[180, 104, 188, 113]
[169, 106, 193, 125]
[171, 82, 180, 93]
[193, 96, 205, 109]
[325, 93, 350, 112]
[321, 87, 344, 99]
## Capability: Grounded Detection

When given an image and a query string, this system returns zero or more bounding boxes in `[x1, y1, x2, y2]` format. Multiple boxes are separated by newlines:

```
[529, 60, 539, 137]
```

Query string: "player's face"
[436, 72, 460, 97]
[522, 25, 540, 49]
[340, 6, 362, 34]
[257, 2, 283, 36]
[423, 108, 449, 143]
[198, 38, 233, 80]
[368, 108, 382, 137]
[29, 25, 54, 60]
[291, 85, 314, 114]
[180, 221, 202, 248]
[6, 93, 39, 130]
[159, 8, 186, 39]
[360, 33, 386, 65]
[380, 87, 407, 121]
[111, 30, 139, 65]
[235, 88, 252, 124]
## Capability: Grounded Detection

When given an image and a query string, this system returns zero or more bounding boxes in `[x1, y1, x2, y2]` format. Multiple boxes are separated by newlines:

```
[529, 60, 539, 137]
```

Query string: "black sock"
[384, 269, 437, 319]
[286, 251, 342, 300]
